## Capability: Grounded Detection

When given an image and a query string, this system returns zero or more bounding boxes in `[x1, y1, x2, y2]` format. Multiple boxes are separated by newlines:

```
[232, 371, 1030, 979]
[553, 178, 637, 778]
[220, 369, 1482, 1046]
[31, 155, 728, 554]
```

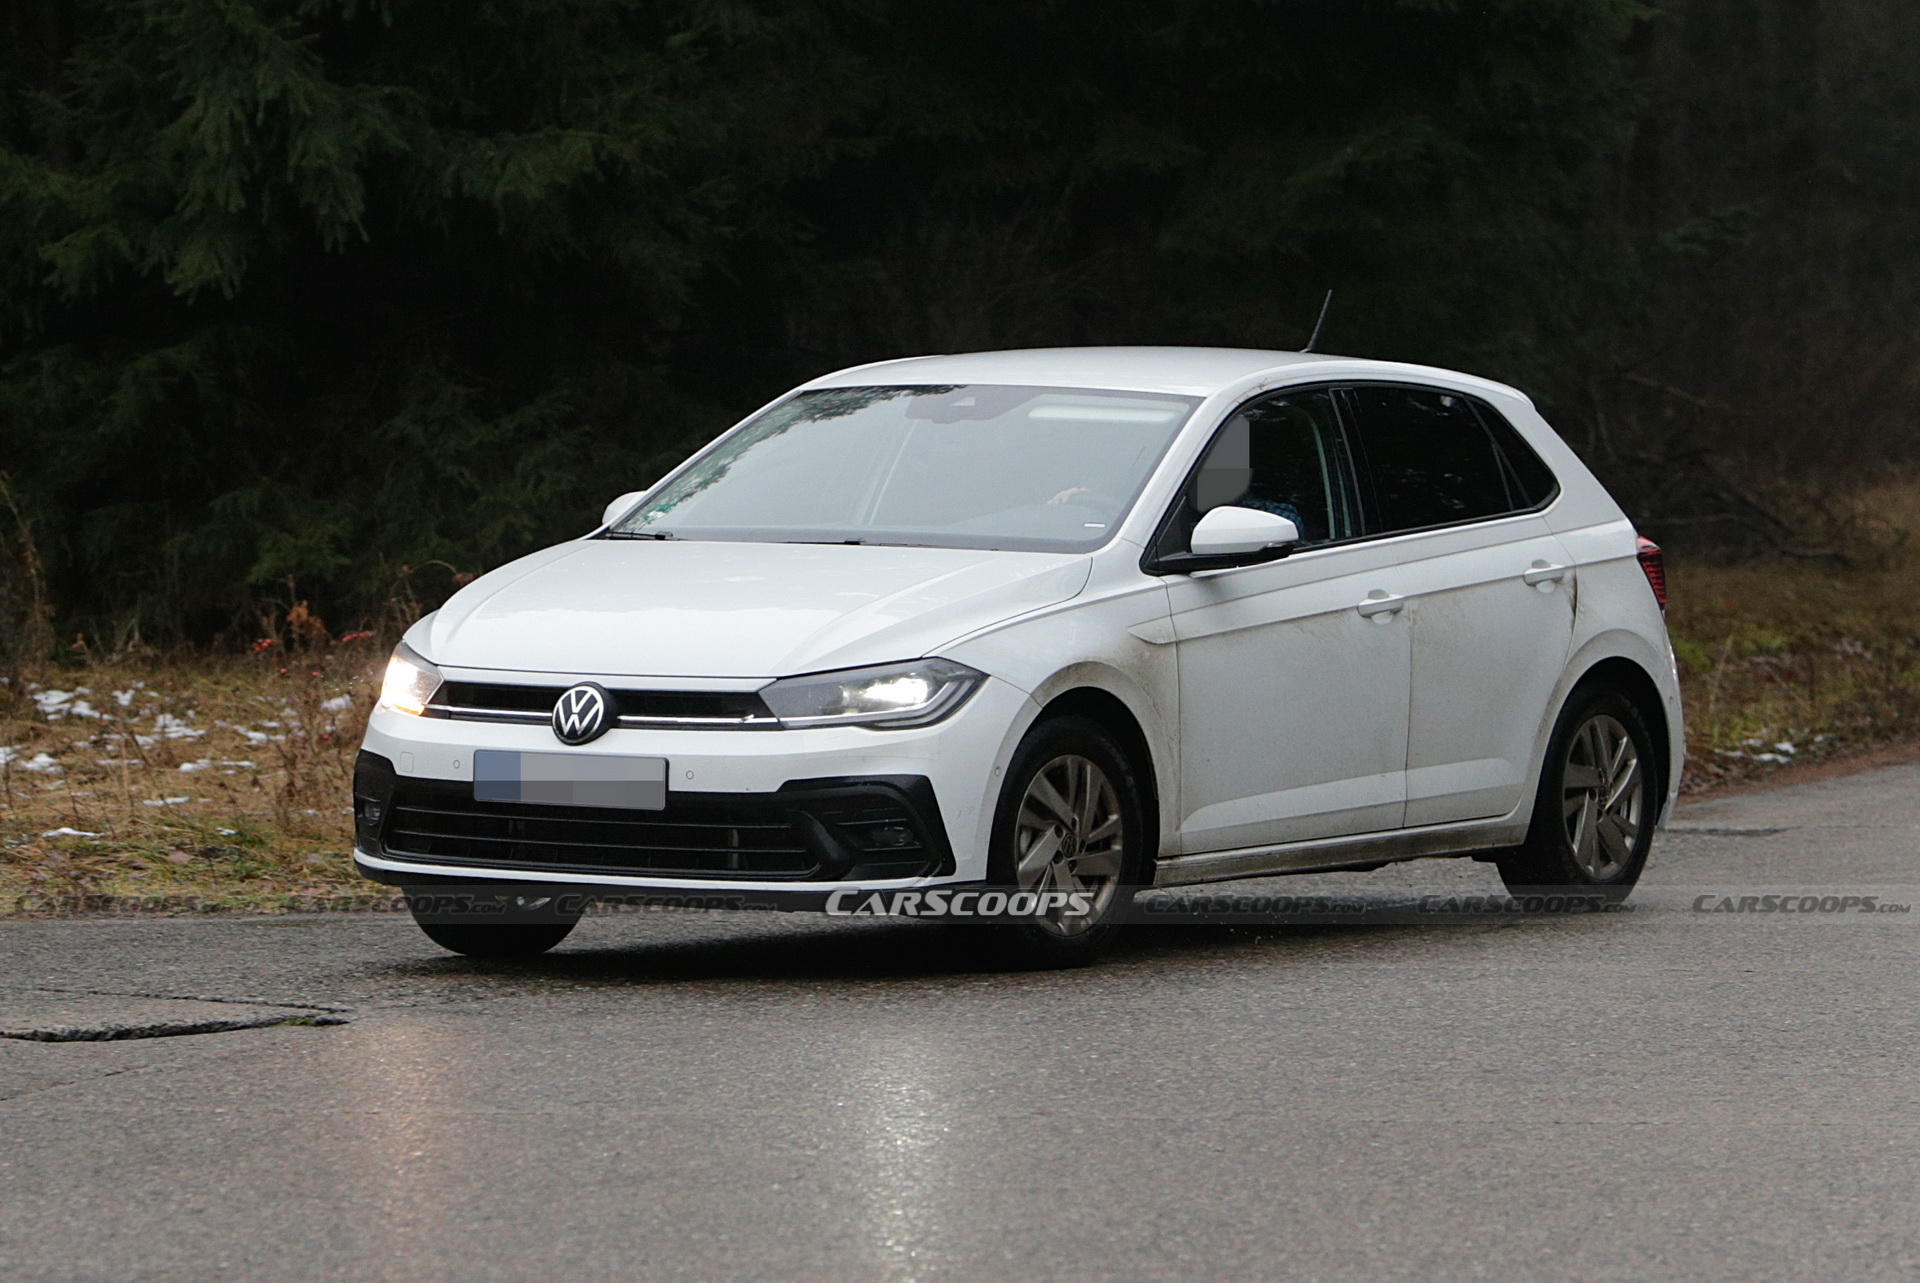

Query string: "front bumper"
[353, 674, 1028, 893]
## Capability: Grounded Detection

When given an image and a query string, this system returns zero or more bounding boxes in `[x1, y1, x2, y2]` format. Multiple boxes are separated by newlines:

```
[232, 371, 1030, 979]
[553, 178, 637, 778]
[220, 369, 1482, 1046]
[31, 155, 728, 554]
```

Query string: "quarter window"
[1475, 403, 1559, 510]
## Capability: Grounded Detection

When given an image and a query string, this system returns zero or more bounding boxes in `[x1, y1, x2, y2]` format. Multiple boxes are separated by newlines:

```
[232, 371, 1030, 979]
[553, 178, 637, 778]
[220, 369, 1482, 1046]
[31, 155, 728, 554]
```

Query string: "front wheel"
[985, 716, 1150, 968]
[406, 892, 580, 959]
[1497, 687, 1660, 904]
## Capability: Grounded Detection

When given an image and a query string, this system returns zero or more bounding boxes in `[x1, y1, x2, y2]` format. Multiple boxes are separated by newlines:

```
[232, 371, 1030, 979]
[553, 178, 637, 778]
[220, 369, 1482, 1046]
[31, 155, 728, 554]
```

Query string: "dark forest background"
[2, 0, 1916, 647]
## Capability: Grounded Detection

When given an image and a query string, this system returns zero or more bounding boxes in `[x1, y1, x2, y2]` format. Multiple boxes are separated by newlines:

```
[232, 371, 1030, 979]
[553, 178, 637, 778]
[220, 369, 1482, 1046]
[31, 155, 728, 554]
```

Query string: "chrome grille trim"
[427, 705, 549, 725]
[615, 714, 781, 729]
[423, 701, 784, 730]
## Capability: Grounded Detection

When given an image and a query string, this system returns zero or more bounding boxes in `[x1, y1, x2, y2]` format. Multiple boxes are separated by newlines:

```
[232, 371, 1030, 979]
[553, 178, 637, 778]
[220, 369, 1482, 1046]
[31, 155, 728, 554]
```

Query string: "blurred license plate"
[472, 750, 667, 810]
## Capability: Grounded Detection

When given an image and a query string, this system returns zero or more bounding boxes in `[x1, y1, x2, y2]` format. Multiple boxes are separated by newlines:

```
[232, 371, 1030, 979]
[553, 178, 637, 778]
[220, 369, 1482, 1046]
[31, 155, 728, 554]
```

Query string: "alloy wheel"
[1013, 753, 1126, 936]
[1561, 713, 1643, 879]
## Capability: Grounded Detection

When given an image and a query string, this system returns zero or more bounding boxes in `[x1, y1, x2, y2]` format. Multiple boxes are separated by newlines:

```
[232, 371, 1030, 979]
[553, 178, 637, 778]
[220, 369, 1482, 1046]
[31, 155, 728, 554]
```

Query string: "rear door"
[1340, 384, 1574, 827]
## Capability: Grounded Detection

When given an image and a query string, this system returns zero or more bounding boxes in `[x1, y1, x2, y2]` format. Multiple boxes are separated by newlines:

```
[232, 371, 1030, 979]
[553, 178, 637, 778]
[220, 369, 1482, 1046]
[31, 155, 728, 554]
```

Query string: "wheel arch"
[1565, 654, 1676, 821]
[1033, 685, 1164, 867]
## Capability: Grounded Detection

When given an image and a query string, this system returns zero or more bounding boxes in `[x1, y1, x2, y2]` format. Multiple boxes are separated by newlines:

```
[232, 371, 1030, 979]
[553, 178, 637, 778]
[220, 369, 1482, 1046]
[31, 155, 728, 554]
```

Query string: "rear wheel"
[1497, 687, 1659, 904]
[986, 716, 1149, 968]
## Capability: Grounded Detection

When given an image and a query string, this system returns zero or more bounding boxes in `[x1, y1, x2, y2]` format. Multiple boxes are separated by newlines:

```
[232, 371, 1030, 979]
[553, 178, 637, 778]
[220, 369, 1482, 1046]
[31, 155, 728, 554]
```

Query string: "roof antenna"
[1301, 289, 1334, 353]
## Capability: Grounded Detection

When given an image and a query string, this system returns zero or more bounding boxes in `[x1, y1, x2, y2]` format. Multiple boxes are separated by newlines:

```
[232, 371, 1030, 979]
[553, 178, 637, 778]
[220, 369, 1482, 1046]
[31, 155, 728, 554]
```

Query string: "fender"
[944, 554, 1182, 861]
[942, 657, 1181, 866]
[1513, 629, 1686, 833]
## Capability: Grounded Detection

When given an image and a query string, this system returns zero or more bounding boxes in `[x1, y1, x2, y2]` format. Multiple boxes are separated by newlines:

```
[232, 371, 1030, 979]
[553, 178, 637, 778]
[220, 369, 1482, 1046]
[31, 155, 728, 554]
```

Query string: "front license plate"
[473, 750, 667, 810]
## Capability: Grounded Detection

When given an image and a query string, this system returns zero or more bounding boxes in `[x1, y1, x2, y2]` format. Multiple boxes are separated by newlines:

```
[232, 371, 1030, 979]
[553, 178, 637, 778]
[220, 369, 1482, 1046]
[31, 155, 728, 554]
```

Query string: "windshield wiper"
[603, 530, 676, 540]
[783, 538, 867, 545]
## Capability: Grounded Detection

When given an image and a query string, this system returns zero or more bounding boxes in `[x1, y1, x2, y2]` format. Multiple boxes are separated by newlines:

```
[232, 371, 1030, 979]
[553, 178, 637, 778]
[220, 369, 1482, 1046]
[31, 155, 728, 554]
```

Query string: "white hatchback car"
[354, 347, 1680, 965]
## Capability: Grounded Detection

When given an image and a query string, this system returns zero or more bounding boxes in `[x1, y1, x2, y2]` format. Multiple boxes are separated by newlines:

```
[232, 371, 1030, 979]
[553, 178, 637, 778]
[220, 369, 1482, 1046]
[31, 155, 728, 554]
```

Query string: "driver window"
[1187, 389, 1357, 547]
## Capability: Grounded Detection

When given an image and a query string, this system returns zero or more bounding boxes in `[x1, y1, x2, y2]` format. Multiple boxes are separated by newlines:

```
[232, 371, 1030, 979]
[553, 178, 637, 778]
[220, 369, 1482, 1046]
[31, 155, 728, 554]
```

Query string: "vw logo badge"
[551, 682, 611, 745]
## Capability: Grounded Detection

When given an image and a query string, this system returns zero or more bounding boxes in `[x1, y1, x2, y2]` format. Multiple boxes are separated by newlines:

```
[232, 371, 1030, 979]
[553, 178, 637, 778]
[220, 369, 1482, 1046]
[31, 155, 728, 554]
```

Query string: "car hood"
[418, 539, 1092, 680]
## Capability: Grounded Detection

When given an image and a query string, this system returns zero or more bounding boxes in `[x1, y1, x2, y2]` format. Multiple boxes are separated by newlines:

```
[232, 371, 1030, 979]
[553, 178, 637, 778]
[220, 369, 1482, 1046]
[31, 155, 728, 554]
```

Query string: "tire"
[984, 715, 1151, 969]
[407, 896, 580, 959]
[1497, 686, 1660, 905]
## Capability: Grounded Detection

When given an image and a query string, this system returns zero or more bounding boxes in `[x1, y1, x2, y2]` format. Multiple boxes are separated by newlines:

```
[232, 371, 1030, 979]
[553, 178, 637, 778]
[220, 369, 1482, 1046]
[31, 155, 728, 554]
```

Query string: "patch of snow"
[1714, 747, 1792, 763]
[151, 713, 205, 740]
[141, 796, 192, 807]
[19, 752, 62, 774]
[33, 689, 74, 717]
[41, 827, 101, 838]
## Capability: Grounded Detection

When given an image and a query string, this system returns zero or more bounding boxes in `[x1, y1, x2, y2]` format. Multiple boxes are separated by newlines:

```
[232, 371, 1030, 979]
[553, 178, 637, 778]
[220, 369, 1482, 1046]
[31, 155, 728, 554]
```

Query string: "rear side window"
[1344, 385, 1539, 535]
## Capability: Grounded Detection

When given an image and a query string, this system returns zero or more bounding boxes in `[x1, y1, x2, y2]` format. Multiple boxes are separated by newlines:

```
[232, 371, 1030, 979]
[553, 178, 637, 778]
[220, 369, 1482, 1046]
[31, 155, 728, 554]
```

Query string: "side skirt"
[1152, 818, 1530, 888]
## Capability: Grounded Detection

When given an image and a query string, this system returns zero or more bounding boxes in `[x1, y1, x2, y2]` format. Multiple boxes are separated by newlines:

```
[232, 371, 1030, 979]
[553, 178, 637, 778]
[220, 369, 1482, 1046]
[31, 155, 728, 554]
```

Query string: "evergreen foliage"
[0, 0, 1666, 639]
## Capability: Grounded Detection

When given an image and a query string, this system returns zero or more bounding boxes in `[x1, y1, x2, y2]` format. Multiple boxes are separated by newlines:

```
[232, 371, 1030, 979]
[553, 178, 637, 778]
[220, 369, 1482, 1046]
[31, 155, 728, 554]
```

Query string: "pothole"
[0, 991, 350, 1042]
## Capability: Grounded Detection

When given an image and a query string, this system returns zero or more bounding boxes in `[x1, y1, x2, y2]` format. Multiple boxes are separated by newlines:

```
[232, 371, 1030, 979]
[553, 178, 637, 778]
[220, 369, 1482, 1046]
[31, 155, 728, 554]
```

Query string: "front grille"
[428, 682, 776, 728]
[371, 775, 944, 881]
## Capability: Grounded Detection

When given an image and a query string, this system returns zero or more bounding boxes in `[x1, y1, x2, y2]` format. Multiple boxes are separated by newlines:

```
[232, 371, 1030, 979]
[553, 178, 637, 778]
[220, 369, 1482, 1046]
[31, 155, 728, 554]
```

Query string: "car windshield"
[608, 384, 1200, 552]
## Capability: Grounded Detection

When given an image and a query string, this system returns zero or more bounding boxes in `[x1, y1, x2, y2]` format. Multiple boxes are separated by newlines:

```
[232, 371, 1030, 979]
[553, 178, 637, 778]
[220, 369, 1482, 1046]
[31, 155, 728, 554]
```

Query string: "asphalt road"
[3, 764, 1918, 1282]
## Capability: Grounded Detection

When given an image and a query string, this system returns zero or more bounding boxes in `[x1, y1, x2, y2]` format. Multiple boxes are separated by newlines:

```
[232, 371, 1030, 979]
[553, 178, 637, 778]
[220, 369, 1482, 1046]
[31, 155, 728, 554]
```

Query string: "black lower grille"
[359, 761, 950, 882]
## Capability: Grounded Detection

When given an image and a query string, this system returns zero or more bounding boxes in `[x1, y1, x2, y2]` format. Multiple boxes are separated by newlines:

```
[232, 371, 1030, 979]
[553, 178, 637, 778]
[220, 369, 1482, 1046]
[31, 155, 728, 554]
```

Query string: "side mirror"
[1145, 505, 1299, 575]
[601, 491, 644, 529]
[1190, 506, 1299, 557]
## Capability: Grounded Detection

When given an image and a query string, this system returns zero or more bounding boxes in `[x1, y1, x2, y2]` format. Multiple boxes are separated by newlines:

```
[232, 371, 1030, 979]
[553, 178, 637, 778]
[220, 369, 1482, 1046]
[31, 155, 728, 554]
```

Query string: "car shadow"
[381, 902, 1466, 989]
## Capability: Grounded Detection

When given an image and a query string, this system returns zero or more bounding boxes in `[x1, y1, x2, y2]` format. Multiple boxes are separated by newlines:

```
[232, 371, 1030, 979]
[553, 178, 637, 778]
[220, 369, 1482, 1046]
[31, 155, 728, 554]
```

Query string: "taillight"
[1636, 536, 1667, 610]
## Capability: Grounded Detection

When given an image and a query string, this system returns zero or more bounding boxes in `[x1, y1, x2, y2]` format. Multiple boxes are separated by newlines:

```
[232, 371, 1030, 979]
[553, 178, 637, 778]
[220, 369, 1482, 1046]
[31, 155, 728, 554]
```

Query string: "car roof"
[801, 346, 1528, 402]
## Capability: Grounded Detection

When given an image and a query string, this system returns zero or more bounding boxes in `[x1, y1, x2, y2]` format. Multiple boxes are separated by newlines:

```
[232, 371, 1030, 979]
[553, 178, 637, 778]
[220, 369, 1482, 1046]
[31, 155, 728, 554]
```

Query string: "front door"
[1165, 388, 1413, 854]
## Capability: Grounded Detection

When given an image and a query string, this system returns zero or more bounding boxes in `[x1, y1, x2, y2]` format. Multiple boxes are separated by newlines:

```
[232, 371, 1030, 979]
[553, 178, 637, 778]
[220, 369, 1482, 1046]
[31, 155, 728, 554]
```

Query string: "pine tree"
[0, 1, 1648, 638]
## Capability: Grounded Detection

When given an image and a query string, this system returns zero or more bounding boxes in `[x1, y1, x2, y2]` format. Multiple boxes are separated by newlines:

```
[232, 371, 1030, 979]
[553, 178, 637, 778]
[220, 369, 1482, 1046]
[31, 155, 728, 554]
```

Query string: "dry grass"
[2, 478, 1916, 912]
[0, 638, 390, 914]
[1667, 477, 1920, 791]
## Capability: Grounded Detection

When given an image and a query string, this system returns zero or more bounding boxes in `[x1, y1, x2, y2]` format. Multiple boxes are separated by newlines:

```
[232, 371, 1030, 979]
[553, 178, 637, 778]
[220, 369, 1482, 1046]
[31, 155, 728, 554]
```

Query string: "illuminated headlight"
[377, 642, 443, 716]
[760, 659, 985, 729]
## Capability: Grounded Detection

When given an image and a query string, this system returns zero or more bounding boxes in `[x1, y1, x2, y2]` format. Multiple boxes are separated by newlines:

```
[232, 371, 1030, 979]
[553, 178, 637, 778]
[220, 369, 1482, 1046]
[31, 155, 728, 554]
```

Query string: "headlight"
[377, 642, 443, 716]
[760, 658, 985, 729]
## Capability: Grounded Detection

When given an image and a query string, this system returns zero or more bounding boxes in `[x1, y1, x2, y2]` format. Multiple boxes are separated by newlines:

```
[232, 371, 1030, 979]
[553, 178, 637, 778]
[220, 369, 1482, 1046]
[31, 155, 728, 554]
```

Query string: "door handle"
[1523, 561, 1569, 587]
[1356, 590, 1405, 619]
